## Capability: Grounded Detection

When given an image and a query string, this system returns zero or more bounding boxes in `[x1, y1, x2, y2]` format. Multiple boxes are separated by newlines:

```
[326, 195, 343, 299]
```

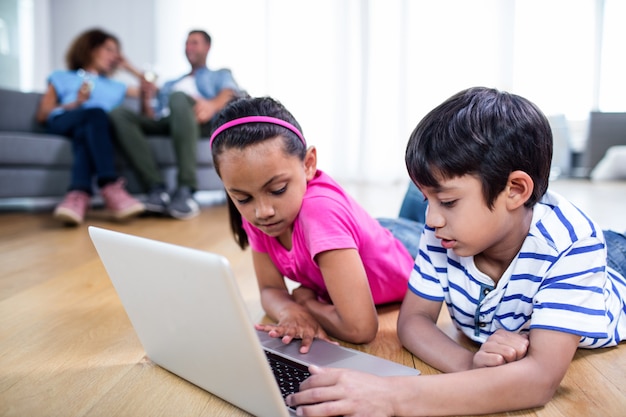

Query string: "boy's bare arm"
[412, 331, 577, 414]
[474, 328, 529, 368]
[290, 329, 580, 416]
[397, 291, 476, 372]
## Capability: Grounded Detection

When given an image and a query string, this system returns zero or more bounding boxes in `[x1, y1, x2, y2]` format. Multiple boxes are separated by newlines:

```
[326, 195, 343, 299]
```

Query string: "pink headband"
[209, 116, 306, 148]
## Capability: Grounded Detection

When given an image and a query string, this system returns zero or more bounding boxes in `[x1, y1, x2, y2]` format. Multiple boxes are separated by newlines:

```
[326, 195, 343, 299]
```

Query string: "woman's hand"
[77, 82, 91, 104]
[36, 82, 88, 124]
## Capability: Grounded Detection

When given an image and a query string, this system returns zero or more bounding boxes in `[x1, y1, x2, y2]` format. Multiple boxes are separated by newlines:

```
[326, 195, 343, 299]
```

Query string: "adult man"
[109, 30, 242, 219]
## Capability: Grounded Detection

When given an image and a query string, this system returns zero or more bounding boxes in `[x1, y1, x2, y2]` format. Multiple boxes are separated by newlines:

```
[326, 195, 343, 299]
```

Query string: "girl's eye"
[234, 196, 251, 204]
[441, 200, 457, 208]
[271, 186, 287, 196]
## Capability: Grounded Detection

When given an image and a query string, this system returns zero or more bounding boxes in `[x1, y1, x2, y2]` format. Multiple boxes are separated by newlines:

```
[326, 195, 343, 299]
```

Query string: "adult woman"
[36, 28, 144, 225]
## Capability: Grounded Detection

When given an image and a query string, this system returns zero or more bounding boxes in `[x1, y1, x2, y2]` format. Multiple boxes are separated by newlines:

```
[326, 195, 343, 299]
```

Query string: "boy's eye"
[440, 200, 457, 208]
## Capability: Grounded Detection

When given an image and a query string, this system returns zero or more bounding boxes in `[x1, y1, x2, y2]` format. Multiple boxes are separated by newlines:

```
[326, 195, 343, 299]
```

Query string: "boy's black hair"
[210, 96, 307, 249]
[405, 87, 553, 208]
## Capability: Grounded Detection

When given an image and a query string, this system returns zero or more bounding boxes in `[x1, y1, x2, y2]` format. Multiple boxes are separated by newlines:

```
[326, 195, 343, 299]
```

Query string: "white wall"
[9, 0, 626, 183]
[19, 0, 155, 92]
[0, 0, 21, 90]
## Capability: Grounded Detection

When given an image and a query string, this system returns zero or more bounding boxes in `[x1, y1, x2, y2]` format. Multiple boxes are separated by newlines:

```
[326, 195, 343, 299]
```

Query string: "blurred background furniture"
[0, 87, 224, 210]
[548, 114, 573, 179]
[548, 112, 626, 180]
[581, 112, 626, 178]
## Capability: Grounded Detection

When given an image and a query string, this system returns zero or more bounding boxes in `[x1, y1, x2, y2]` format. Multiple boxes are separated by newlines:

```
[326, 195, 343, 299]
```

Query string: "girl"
[36, 28, 145, 225]
[210, 96, 423, 353]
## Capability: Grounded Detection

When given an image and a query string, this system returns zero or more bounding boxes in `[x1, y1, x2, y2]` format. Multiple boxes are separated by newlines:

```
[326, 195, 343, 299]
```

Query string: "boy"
[286, 87, 626, 416]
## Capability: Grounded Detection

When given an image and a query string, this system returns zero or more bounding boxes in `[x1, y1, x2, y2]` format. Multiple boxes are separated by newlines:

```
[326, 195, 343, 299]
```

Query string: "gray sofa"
[581, 112, 626, 178]
[0, 87, 225, 210]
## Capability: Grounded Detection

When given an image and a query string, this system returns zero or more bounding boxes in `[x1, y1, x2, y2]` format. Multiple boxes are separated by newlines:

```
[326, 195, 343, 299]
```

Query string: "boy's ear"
[506, 170, 534, 210]
[304, 146, 317, 180]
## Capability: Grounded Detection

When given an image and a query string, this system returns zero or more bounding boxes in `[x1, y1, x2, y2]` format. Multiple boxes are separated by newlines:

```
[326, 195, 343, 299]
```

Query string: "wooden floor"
[1, 195, 626, 416]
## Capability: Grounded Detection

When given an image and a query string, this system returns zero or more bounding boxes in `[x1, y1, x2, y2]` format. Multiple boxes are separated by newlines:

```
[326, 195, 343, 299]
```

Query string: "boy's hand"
[287, 365, 395, 416]
[473, 328, 529, 368]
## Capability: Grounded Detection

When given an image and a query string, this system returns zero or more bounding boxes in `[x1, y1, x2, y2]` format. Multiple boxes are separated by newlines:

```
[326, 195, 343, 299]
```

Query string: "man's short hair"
[189, 29, 211, 46]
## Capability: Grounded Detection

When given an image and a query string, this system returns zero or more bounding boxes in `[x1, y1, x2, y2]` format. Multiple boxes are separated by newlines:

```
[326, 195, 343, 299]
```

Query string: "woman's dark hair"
[211, 96, 307, 249]
[405, 87, 553, 208]
[65, 28, 119, 71]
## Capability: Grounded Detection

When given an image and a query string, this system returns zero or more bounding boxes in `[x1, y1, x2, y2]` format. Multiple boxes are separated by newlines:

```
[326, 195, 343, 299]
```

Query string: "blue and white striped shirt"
[408, 190, 626, 348]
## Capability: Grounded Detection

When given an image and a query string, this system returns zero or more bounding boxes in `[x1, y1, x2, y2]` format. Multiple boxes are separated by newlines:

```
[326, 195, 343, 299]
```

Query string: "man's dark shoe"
[144, 186, 170, 214]
[167, 186, 199, 219]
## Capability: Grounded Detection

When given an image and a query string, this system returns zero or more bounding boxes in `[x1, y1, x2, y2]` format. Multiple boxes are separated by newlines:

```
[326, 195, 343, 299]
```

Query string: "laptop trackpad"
[257, 330, 356, 366]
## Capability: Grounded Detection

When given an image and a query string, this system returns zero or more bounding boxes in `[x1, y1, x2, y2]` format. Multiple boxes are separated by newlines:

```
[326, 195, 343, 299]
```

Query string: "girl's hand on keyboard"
[255, 310, 337, 354]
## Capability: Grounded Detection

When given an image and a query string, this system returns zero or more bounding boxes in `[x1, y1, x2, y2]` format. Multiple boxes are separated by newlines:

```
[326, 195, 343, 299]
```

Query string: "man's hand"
[193, 98, 219, 124]
[140, 77, 158, 98]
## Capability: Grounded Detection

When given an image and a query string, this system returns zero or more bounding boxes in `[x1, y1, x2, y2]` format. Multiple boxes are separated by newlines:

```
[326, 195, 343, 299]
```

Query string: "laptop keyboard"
[265, 350, 311, 401]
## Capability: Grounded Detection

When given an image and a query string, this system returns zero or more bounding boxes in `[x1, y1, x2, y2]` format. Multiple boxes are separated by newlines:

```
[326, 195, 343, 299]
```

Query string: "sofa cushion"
[144, 136, 214, 167]
[0, 88, 46, 133]
[0, 133, 73, 167]
[0, 168, 71, 198]
[0, 87, 223, 204]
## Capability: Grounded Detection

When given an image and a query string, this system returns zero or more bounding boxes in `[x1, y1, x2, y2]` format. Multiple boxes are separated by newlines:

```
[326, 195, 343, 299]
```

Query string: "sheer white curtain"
[599, 0, 626, 111]
[154, 0, 618, 184]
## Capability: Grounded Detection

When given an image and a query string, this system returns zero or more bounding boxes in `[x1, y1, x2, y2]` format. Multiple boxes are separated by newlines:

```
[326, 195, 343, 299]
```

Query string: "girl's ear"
[506, 170, 534, 210]
[304, 146, 318, 180]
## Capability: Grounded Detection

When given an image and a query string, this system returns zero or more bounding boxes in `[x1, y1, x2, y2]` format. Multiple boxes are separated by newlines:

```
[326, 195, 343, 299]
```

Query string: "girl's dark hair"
[405, 87, 552, 209]
[65, 28, 119, 71]
[211, 96, 307, 249]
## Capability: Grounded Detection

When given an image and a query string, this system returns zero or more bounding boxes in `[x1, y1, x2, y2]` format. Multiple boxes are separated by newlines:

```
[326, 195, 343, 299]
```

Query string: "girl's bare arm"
[252, 250, 332, 353]
[302, 248, 379, 344]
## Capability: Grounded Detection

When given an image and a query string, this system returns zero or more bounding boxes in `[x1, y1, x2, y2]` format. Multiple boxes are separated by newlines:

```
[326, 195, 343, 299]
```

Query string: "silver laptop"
[88, 226, 420, 417]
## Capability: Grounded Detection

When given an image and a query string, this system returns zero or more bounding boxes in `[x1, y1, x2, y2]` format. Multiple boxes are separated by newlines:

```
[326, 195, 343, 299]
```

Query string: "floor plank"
[1, 178, 626, 416]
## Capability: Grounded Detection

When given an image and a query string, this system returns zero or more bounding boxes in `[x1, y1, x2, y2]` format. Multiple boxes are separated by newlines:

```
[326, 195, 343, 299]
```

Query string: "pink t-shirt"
[242, 170, 413, 304]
